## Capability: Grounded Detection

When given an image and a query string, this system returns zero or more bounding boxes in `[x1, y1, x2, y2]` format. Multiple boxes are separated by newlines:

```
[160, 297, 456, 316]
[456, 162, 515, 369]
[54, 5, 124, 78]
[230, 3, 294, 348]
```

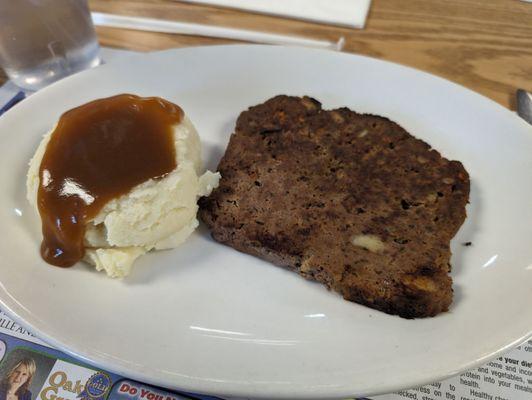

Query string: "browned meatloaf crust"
[199, 95, 470, 318]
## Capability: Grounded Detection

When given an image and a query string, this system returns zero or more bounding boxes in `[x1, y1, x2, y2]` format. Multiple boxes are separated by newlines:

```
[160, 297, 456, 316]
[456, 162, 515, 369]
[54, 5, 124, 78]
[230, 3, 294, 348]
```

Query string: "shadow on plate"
[201, 118, 235, 172]
[449, 178, 481, 309]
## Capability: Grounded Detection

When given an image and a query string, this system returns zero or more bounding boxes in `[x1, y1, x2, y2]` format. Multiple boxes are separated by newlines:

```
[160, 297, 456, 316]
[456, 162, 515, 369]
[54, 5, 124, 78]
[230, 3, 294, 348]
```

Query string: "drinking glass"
[0, 0, 101, 91]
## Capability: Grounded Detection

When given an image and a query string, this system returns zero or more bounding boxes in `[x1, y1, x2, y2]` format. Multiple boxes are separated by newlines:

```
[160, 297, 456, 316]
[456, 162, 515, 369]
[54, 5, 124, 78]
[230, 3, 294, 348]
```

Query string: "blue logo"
[78, 372, 112, 400]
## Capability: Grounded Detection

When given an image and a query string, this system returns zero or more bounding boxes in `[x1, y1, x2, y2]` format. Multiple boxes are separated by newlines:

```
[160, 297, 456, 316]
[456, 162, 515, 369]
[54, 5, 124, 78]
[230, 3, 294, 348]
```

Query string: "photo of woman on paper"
[0, 358, 36, 400]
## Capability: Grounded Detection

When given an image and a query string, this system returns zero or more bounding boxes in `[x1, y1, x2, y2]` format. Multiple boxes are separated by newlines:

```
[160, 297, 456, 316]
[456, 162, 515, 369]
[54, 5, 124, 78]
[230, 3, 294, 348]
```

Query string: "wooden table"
[2, 0, 532, 110]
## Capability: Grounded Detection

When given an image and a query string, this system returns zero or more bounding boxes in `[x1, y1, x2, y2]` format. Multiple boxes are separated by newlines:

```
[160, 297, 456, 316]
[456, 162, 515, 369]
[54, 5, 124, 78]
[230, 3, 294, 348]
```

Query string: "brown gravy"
[37, 94, 182, 267]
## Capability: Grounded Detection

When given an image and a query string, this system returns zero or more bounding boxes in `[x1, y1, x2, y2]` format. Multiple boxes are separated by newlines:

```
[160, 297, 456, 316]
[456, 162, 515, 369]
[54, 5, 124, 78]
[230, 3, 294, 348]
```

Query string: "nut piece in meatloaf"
[198, 95, 470, 318]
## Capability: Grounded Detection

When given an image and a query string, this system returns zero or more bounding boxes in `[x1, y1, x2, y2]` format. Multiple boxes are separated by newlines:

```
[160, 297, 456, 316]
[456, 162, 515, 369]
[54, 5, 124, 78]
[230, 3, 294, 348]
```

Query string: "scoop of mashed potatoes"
[27, 116, 220, 278]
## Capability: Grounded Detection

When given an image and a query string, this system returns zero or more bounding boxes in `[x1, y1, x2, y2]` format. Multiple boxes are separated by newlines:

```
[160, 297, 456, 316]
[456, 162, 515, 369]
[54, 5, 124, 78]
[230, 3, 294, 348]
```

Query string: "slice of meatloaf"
[199, 95, 470, 318]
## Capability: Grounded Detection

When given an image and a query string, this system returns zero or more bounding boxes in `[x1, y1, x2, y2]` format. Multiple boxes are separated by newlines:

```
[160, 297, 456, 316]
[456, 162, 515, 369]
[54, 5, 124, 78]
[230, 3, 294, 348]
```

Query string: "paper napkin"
[180, 0, 372, 29]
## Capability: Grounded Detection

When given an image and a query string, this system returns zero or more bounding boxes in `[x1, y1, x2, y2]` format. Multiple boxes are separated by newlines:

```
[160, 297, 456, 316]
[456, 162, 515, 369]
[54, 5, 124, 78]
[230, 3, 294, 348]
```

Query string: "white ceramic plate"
[0, 46, 531, 400]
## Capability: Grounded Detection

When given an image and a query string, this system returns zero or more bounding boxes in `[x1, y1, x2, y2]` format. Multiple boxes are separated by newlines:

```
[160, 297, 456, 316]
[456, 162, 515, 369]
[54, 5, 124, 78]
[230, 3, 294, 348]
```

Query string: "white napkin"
[180, 0, 372, 29]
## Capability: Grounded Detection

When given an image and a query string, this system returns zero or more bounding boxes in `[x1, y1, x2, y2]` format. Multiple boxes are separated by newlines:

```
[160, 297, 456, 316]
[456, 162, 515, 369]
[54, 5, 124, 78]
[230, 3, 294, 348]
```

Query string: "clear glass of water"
[0, 0, 101, 91]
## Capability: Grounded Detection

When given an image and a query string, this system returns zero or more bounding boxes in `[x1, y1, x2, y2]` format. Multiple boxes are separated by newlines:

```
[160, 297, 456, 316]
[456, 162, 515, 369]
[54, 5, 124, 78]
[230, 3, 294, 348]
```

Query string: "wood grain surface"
[1, 0, 531, 109]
